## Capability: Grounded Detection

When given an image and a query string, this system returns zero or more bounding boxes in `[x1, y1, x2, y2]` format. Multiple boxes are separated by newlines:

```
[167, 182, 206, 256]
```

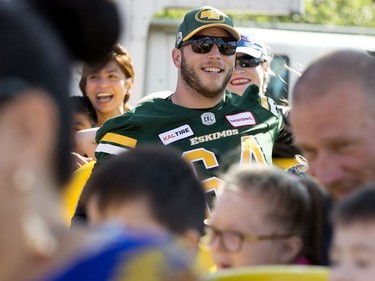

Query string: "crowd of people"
[1, 1, 375, 280]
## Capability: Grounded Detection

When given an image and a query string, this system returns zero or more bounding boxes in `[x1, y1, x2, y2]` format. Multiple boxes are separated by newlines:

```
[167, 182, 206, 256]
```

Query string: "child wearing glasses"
[329, 184, 375, 281]
[206, 164, 327, 269]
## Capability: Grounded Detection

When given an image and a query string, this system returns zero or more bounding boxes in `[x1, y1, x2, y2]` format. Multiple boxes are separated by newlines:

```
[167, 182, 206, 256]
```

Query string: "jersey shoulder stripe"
[101, 133, 137, 148]
[96, 143, 129, 155]
[96, 133, 137, 156]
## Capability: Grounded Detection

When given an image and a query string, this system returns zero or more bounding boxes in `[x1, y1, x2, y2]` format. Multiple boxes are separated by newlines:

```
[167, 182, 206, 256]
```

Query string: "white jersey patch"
[201, 112, 216, 125]
[225, 111, 256, 127]
[95, 143, 128, 155]
[159, 124, 194, 145]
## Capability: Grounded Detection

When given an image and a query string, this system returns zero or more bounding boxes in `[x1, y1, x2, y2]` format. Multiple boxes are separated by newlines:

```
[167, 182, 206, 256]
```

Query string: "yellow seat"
[203, 265, 329, 281]
[62, 161, 96, 225]
[273, 157, 299, 170]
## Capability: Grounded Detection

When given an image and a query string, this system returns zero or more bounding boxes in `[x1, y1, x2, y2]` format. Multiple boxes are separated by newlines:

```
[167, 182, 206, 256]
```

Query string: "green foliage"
[301, 0, 375, 26]
[154, 0, 375, 28]
[154, 9, 188, 20]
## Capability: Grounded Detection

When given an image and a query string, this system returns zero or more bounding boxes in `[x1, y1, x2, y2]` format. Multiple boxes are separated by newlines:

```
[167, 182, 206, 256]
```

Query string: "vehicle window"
[267, 55, 289, 104]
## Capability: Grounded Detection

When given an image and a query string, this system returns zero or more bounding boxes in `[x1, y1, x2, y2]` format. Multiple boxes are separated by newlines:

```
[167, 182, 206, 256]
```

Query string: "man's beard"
[180, 52, 232, 99]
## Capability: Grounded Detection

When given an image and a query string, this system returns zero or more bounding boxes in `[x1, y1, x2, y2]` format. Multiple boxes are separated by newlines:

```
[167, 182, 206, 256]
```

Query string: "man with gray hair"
[290, 50, 375, 201]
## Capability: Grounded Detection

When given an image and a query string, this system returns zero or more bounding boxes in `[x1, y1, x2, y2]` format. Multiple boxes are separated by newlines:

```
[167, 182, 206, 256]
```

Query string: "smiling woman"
[79, 44, 135, 126]
[71, 45, 135, 160]
[227, 31, 273, 98]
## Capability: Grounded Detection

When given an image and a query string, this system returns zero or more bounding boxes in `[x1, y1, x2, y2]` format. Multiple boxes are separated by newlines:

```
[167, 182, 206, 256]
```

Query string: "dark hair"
[0, 1, 119, 186]
[222, 164, 326, 265]
[69, 96, 97, 127]
[332, 183, 375, 227]
[81, 145, 206, 235]
[0, 2, 72, 185]
[25, 0, 120, 64]
[299, 176, 326, 266]
[79, 44, 134, 107]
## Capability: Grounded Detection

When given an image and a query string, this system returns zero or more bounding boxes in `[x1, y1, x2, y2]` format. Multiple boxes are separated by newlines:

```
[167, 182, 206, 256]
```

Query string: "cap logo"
[196, 9, 225, 22]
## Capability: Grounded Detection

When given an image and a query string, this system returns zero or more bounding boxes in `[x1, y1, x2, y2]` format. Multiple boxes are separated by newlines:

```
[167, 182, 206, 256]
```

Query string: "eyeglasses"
[235, 55, 265, 68]
[204, 222, 292, 253]
[179, 36, 237, 56]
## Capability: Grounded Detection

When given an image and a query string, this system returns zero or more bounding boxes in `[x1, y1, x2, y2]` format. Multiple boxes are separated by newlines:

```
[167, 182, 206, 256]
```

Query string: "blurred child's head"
[81, 145, 206, 259]
[207, 164, 325, 268]
[330, 184, 375, 281]
[70, 96, 97, 131]
[69, 96, 97, 152]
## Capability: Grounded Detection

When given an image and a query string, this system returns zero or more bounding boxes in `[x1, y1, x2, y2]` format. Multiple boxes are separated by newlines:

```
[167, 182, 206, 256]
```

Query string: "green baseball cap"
[175, 6, 241, 48]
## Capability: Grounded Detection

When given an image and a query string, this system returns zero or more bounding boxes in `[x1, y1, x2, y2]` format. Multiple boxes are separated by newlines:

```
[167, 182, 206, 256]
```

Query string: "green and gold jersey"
[95, 86, 282, 191]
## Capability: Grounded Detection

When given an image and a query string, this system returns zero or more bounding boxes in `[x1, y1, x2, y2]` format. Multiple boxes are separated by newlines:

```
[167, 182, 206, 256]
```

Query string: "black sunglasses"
[235, 55, 265, 68]
[180, 36, 237, 56]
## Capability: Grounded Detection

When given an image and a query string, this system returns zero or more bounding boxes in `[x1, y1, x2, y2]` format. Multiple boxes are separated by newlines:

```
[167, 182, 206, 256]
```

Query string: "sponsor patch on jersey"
[201, 112, 216, 125]
[225, 111, 256, 127]
[159, 124, 194, 145]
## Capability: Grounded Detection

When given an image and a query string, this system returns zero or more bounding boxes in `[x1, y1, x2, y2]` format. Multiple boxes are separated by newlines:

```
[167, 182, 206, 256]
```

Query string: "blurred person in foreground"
[289, 50, 375, 266]
[206, 164, 326, 269]
[0, 0, 195, 280]
[80, 145, 206, 265]
[329, 184, 375, 281]
[290, 50, 375, 202]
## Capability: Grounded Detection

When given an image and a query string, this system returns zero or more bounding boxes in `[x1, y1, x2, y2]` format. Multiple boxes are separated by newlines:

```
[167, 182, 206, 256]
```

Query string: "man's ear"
[3, 89, 59, 165]
[172, 48, 182, 68]
[276, 236, 303, 264]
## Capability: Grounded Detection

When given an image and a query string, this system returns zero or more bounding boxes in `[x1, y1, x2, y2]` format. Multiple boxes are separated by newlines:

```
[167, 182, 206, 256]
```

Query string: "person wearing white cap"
[227, 31, 274, 97]
[227, 30, 301, 160]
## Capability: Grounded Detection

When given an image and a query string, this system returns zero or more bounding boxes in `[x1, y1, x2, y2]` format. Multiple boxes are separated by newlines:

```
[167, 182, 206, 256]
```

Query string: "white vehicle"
[145, 20, 375, 104]
[72, 0, 375, 105]
[113, 0, 305, 104]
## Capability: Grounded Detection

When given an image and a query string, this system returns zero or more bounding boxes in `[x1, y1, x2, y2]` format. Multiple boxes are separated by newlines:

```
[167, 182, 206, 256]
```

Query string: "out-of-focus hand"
[71, 152, 93, 169]
[75, 127, 99, 159]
